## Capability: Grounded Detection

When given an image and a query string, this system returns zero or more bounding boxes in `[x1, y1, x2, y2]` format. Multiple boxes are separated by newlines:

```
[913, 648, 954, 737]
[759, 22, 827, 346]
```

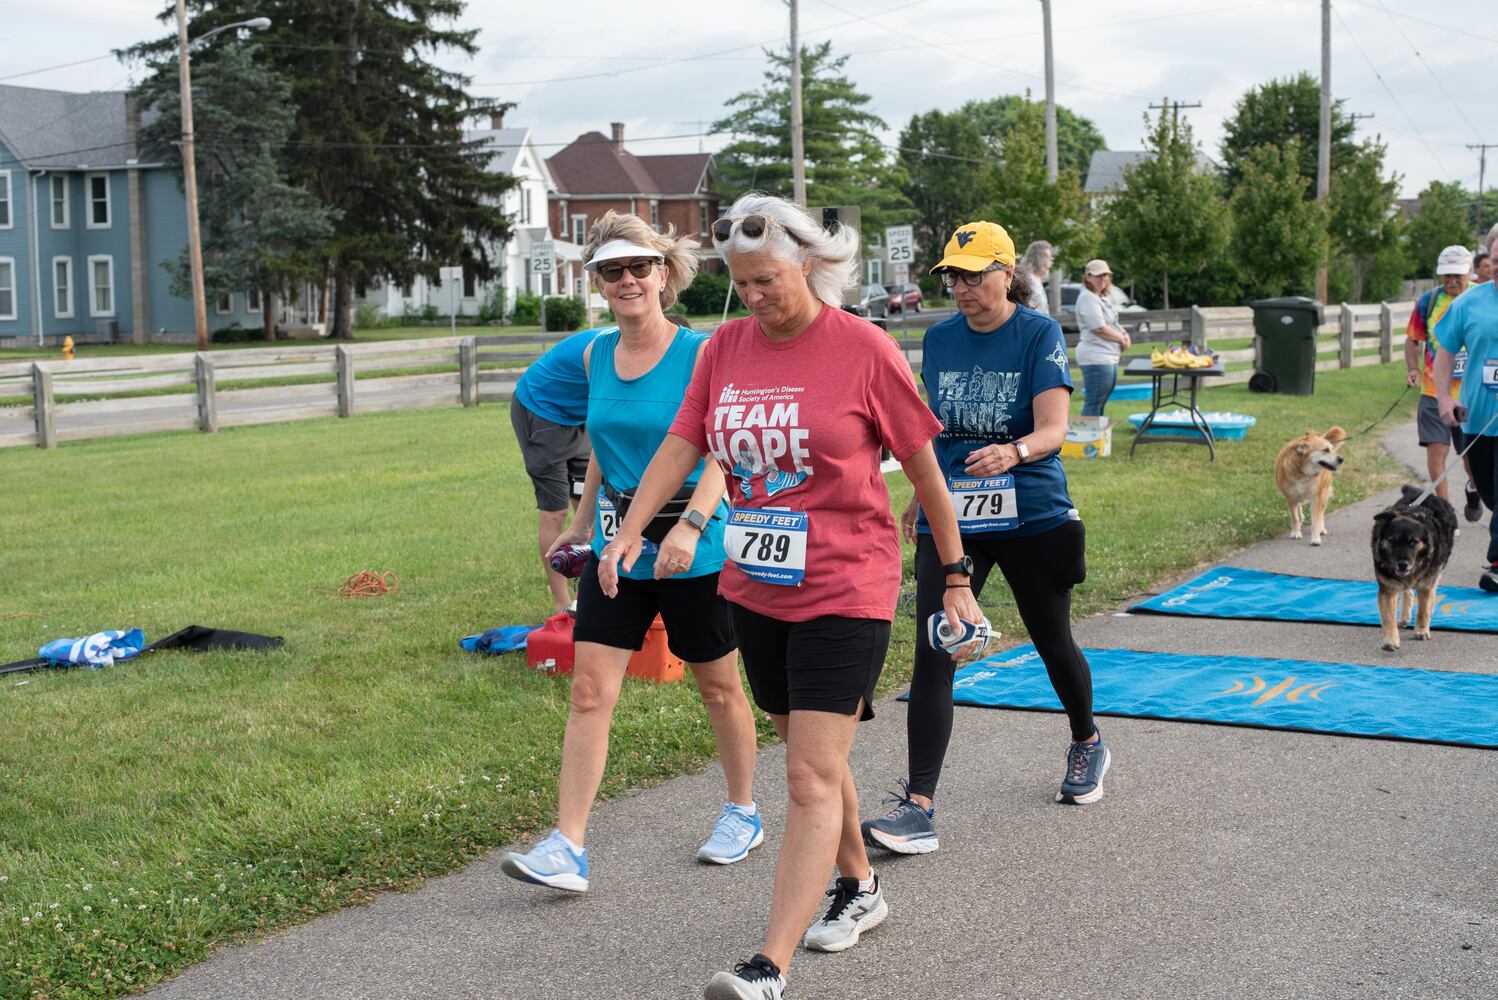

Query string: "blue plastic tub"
[1127, 410, 1257, 440]
[1102, 382, 1152, 402]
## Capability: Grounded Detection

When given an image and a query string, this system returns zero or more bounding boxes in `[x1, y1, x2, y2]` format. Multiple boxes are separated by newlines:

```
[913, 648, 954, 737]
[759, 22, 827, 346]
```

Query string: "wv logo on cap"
[955, 230, 978, 248]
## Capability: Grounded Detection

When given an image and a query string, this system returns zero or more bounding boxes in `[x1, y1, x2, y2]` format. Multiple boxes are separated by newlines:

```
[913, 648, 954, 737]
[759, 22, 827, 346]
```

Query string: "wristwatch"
[941, 555, 974, 578]
[680, 509, 709, 534]
[1013, 440, 1031, 463]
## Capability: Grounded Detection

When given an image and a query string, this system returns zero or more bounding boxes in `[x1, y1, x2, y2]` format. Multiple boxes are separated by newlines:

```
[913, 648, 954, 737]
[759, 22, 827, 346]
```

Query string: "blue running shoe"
[697, 803, 765, 865]
[1056, 730, 1111, 805]
[860, 780, 938, 855]
[500, 828, 589, 892]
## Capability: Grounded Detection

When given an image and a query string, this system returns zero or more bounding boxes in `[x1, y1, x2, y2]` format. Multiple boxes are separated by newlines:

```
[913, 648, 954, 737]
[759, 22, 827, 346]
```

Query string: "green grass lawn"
[0, 363, 1413, 998]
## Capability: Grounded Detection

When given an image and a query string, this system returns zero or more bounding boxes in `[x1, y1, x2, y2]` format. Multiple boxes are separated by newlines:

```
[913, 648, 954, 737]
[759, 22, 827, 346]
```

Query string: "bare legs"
[537, 507, 572, 613]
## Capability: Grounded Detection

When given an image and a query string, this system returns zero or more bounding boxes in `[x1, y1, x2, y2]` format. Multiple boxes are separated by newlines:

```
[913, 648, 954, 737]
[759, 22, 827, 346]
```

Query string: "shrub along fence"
[2, 302, 1414, 450]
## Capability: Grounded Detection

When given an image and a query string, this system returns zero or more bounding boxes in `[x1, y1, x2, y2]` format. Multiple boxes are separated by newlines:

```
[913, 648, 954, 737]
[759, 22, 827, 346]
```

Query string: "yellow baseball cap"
[930, 221, 1016, 273]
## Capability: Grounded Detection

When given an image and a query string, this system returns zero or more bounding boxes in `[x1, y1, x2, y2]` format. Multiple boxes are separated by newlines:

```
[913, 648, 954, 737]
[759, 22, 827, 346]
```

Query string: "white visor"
[585, 239, 664, 271]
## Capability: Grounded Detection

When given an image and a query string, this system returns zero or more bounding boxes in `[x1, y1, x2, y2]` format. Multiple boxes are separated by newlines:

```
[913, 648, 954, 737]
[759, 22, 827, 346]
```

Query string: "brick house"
[546, 124, 722, 271]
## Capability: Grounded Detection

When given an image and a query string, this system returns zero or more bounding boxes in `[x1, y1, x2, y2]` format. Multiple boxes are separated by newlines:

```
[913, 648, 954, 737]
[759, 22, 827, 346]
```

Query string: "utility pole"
[1041, 0, 1061, 317]
[176, 0, 209, 353]
[1469, 143, 1498, 240]
[788, 0, 807, 206]
[1147, 99, 1202, 124]
[1317, 0, 1331, 304]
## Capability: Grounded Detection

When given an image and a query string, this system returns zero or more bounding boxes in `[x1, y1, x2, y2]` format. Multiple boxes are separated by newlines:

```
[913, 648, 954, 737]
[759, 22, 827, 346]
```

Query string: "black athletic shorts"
[574, 557, 736, 663]
[729, 604, 891, 721]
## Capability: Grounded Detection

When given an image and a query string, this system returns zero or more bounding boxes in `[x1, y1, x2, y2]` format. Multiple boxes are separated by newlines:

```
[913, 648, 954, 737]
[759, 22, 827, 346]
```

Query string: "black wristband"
[946, 583, 972, 589]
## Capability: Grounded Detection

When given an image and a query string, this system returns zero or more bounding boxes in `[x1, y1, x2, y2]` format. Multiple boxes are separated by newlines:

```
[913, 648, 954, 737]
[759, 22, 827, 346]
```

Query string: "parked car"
[845, 283, 890, 319]
[1056, 282, 1148, 334]
[883, 282, 924, 313]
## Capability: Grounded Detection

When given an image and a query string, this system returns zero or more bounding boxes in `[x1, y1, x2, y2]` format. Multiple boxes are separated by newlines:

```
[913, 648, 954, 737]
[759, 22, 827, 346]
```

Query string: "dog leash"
[1411, 405, 1498, 507]
[1341, 384, 1411, 442]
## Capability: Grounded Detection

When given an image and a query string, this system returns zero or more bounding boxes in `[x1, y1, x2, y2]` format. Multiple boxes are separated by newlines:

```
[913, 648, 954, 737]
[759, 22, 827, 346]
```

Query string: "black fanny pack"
[604, 482, 699, 544]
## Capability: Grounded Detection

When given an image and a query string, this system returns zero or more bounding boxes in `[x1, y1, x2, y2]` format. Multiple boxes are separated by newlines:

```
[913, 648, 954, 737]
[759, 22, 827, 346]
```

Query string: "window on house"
[0, 172, 11, 228]
[216, 293, 232, 315]
[50, 175, 69, 228]
[53, 258, 73, 318]
[88, 255, 114, 316]
[87, 174, 110, 228]
[650, 200, 660, 228]
[700, 202, 710, 235]
[521, 189, 531, 224]
[247, 287, 262, 313]
[463, 267, 477, 298]
[0, 259, 15, 320]
[868, 260, 883, 285]
[571, 213, 586, 244]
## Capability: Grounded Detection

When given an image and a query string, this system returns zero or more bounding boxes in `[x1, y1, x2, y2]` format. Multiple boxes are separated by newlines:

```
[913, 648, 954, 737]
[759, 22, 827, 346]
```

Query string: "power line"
[1331, 7, 1449, 175]
[1342, 0, 1498, 47]
[1370, 0, 1486, 144]
[0, 53, 118, 84]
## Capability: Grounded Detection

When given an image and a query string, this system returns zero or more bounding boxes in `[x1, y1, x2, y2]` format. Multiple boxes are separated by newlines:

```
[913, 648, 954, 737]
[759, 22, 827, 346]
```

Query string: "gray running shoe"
[802, 876, 888, 952]
[1056, 730, 1111, 805]
[704, 954, 785, 1000]
[861, 780, 938, 855]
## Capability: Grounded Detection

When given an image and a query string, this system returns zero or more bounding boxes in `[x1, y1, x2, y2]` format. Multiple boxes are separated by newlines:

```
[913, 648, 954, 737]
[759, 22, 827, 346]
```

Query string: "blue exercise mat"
[1134, 565, 1498, 634]
[941, 643, 1498, 749]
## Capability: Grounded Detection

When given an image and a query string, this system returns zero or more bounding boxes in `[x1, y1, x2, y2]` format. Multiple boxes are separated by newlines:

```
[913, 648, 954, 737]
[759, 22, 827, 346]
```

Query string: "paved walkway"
[148, 423, 1497, 1000]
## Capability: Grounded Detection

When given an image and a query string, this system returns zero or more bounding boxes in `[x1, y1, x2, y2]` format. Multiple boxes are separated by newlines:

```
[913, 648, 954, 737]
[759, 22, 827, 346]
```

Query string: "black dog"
[1371, 485, 1457, 651]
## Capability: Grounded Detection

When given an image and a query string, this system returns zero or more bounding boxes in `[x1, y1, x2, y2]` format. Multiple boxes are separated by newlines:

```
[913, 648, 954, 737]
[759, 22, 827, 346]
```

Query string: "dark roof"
[0, 84, 135, 169]
[547, 131, 714, 197]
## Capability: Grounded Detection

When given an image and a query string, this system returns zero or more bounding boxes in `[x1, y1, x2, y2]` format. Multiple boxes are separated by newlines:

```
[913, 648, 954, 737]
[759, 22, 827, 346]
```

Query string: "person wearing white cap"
[1405, 245, 1482, 518]
[1074, 259, 1131, 416]
[502, 210, 761, 894]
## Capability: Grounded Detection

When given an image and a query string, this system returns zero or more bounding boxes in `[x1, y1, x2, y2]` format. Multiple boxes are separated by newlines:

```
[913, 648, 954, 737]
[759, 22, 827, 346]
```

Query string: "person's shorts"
[510, 397, 590, 511]
[574, 560, 736, 663]
[1417, 395, 1468, 450]
[729, 604, 891, 721]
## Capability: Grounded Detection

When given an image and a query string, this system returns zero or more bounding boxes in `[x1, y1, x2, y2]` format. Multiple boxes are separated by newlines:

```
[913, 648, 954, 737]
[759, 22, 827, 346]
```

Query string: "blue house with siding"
[0, 83, 266, 348]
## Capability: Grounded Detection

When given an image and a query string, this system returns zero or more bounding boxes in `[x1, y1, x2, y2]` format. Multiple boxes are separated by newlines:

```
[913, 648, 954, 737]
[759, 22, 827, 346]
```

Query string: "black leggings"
[1467, 435, 1498, 565]
[909, 520, 1094, 800]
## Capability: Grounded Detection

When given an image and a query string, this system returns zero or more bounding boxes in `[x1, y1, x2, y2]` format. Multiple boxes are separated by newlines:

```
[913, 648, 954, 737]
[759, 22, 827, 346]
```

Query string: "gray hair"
[1018, 240, 1053, 275]
[716, 193, 860, 308]
[583, 210, 700, 309]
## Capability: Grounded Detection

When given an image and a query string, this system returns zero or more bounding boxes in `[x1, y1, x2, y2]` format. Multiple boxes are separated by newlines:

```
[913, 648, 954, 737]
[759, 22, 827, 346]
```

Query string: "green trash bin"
[1249, 296, 1324, 395]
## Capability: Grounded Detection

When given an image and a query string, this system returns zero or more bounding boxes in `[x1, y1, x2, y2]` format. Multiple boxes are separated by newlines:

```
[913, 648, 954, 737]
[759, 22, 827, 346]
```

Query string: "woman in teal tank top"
[503, 212, 761, 896]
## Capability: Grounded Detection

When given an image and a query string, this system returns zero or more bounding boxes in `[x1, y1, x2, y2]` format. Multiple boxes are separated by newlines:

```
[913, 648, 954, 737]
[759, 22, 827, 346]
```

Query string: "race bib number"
[1453, 349, 1468, 379]
[726, 509, 808, 586]
[1483, 358, 1498, 392]
[597, 495, 619, 541]
[950, 475, 1018, 532]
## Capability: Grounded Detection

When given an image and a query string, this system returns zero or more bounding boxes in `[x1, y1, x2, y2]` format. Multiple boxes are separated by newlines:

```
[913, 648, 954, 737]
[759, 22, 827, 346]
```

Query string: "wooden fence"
[1, 303, 1414, 450]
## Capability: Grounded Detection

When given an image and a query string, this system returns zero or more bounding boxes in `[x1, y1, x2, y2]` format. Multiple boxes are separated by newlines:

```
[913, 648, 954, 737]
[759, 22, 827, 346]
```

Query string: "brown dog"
[1275, 426, 1346, 545]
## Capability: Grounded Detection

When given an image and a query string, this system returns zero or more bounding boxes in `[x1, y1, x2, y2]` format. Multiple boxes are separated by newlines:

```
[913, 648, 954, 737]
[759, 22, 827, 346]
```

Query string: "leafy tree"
[128, 1, 515, 339]
[1099, 107, 1230, 308]
[961, 95, 1106, 177]
[981, 96, 1095, 270]
[895, 110, 989, 267]
[134, 44, 335, 340]
[1228, 140, 1325, 299]
[1327, 138, 1407, 301]
[1220, 72, 1358, 194]
[713, 41, 912, 234]
[1405, 180, 1475, 278]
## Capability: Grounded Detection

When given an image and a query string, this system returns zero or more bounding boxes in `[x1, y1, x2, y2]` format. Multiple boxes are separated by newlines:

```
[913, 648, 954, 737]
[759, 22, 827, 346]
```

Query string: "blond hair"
[716, 193, 860, 308]
[582, 210, 700, 309]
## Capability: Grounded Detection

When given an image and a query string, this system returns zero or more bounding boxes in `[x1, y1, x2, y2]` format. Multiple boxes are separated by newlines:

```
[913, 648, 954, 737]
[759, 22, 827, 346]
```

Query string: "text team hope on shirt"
[711, 382, 814, 501]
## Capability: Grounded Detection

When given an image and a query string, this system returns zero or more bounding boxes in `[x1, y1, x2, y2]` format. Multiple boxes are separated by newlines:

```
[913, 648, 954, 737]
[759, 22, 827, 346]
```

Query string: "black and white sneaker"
[1465, 485, 1484, 524]
[801, 875, 888, 952]
[1480, 565, 1498, 594]
[704, 954, 785, 1000]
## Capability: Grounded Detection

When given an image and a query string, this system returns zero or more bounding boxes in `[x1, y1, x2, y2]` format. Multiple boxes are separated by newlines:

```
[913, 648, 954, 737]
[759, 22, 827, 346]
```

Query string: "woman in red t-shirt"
[600, 194, 983, 1000]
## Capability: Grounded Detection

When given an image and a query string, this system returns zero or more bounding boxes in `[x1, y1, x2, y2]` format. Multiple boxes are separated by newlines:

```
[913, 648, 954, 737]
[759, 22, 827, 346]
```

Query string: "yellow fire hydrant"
[62, 336, 75, 362]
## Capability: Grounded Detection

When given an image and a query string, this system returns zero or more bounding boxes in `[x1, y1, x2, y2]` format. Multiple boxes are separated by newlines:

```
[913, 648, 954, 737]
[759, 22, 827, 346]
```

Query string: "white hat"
[584, 239, 664, 271]
[1436, 245, 1473, 276]
[1083, 259, 1112, 277]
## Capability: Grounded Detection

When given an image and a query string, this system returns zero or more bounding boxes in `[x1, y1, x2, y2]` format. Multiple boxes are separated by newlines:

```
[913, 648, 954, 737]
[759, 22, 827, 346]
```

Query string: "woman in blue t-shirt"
[501, 212, 760, 894]
[862, 221, 1108, 857]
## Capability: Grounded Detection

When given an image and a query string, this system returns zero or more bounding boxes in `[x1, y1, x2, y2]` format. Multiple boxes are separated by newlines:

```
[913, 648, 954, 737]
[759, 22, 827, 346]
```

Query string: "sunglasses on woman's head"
[596, 259, 661, 283]
[711, 215, 806, 246]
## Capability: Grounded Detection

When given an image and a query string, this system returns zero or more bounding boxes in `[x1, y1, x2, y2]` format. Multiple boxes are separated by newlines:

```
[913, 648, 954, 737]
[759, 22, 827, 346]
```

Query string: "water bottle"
[548, 544, 593, 579]
[926, 610, 995, 658]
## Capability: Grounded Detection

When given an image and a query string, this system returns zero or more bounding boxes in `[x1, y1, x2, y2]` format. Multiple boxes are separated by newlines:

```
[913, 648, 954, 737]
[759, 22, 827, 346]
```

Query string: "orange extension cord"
[336, 571, 399, 597]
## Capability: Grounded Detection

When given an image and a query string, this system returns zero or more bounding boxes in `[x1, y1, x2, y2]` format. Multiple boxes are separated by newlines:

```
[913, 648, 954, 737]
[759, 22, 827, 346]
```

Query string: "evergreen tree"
[1405, 180, 1475, 278]
[128, 1, 515, 338]
[1220, 72, 1358, 194]
[896, 110, 989, 267]
[981, 96, 1095, 271]
[960, 95, 1107, 177]
[1327, 139, 1407, 301]
[713, 41, 912, 235]
[1228, 141, 1326, 299]
[1099, 107, 1230, 308]
[134, 44, 336, 339]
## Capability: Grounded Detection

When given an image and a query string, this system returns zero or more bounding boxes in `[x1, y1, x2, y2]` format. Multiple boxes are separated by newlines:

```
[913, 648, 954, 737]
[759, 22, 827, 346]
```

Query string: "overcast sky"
[6, 0, 1495, 198]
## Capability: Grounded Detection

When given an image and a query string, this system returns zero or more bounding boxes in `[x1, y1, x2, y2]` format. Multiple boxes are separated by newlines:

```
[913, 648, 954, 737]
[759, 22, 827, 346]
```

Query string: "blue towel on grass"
[38, 628, 145, 669]
[460, 626, 538, 655]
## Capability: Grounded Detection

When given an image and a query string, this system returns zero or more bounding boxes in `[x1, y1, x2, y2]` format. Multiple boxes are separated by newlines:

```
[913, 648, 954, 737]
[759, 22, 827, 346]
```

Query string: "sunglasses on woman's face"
[711, 215, 806, 246]
[596, 259, 661, 283]
[940, 264, 1004, 288]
